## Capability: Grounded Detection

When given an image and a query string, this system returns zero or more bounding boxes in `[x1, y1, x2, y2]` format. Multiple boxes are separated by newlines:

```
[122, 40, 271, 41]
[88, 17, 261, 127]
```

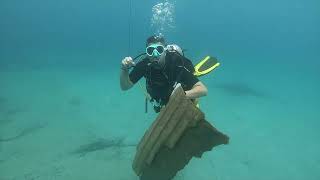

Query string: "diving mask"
[146, 44, 165, 57]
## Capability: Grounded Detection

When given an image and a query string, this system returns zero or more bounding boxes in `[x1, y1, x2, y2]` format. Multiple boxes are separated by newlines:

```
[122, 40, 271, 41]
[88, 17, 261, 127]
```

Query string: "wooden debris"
[132, 86, 229, 180]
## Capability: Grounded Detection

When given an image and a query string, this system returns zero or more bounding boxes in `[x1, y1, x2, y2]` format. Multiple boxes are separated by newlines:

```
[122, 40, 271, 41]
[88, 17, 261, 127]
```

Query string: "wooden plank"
[133, 88, 184, 171]
[146, 97, 189, 164]
[132, 86, 212, 176]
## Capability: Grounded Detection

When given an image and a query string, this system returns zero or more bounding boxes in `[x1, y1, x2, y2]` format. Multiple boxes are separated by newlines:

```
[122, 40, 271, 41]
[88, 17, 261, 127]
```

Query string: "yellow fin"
[193, 56, 220, 77]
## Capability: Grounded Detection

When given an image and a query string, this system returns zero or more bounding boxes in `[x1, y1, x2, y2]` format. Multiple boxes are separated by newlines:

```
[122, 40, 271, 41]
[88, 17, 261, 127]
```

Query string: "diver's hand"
[170, 83, 183, 97]
[121, 57, 135, 70]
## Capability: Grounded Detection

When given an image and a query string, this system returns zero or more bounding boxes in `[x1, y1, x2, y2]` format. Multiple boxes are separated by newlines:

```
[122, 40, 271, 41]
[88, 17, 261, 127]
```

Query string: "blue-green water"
[0, 0, 319, 179]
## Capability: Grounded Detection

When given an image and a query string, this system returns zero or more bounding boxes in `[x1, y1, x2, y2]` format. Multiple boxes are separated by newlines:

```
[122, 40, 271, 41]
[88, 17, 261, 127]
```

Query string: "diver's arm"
[120, 57, 135, 91]
[120, 68, 134, 91]
[185, 81, 208, 99]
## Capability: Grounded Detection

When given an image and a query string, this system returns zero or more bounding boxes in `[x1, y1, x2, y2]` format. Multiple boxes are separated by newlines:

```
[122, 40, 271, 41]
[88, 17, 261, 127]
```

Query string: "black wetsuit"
[129, 52, 199, 106]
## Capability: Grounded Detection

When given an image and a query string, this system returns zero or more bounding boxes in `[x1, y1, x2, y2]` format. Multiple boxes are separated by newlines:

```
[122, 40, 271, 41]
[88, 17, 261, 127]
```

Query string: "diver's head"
[145, 35, 167, 69]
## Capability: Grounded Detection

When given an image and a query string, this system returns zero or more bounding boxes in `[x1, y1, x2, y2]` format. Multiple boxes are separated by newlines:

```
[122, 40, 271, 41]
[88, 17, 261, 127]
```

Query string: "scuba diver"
[120, 35, 229, 180]
[120, 35, 211, 113]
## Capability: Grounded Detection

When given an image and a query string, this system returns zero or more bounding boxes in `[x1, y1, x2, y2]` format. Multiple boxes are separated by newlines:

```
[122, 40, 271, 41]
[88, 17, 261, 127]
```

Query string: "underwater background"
[0, 0, 319, 179]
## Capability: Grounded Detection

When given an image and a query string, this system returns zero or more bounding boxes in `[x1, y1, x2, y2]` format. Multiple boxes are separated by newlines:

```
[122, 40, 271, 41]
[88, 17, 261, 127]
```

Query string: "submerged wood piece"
[140, 119, 229, 180]
[132, 87, 205, 176]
